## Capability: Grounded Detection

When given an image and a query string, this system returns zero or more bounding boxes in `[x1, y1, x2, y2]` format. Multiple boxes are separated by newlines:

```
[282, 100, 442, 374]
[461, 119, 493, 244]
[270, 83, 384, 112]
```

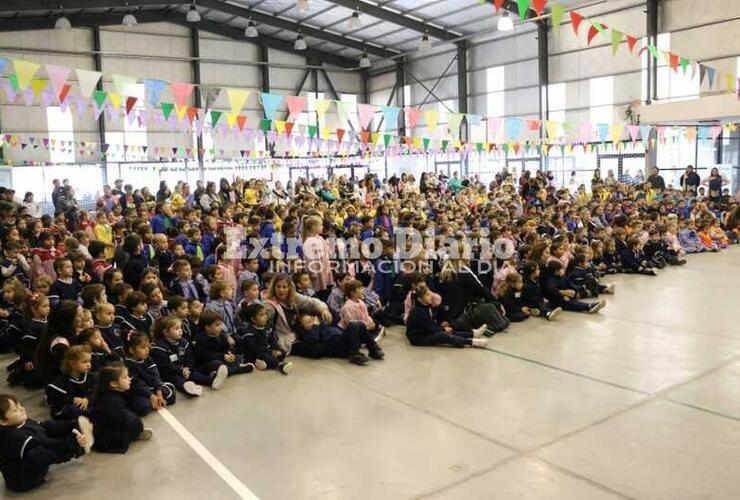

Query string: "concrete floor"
[2, 247, 740, 499]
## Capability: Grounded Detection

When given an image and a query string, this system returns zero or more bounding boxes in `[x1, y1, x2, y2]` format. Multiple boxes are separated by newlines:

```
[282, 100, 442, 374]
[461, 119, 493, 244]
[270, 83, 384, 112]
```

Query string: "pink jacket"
[339, 298, 374, 330]
[492, 262, 517, 291]
[303, 235, 334, 292]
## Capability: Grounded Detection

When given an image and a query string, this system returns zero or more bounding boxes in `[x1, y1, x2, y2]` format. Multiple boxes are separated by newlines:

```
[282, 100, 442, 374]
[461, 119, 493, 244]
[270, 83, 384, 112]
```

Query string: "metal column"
[259, 44, 270, 153]
[537, 19, 549, 171]
[360, 69, 370, 104]
[93, 26, 107, 183]
[191, 27, 204, 177]
[646, 0, 659, 103]
[456, 41, 468, 142]
[396, 60, 406, 138]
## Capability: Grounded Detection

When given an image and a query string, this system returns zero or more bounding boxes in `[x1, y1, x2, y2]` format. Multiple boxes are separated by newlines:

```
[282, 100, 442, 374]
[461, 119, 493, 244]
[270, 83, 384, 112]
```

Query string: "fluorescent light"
[297, 0, 309, 14]
[497, 11, 514, 31]
[244, 21, 258, 38]
[349, 11, 361, 29]
[294, 34, 307, 51]
[186, 4, 201, 22]
[55, 16, 72, 30]
[122, 12, 138, 27]
[359, 54, 371, 68]
[419, 34, 432, 52]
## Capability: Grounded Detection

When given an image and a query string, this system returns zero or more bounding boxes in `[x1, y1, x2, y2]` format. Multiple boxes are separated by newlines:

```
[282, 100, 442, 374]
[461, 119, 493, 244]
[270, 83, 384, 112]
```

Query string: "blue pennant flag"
[597, 124, 610, 142]
[260, 92, 284, 120]
[639, 125, 652, 141]
[143, 79, 167, 107]
[382, 106, 401, 131]
[506, 117, 522, 141]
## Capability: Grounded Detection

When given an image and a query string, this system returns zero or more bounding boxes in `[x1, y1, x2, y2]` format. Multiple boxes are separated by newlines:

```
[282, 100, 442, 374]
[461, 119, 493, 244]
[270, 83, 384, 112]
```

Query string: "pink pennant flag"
[170, 82, 194, 108]
[357, 103, 378, 130]
[488, 117, 503, 138]
[45, 64, 71, 94]
[41, 89, 55, 107]
[22, 88, 34, 106]
[579, 122, 592, 143]
[74, 96, 88, 117]
[405, 107, 422, 129]
[1, 80, 18, 103]
[709, 126, 723, 141]
[285, 96, 307, 122]
[626, 125, 640, 143]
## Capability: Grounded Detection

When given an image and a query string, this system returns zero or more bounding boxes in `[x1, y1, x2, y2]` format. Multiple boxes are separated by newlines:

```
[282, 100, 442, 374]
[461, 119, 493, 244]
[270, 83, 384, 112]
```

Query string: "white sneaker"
[76, 416, 94, 454]
[471, 338, 488, 348]
[211, 365, 229, 390]
[605, 283, 616, 294]
[280, 361, 294, 375]
[588, 301, 606, 314]
[183, 381, 203, 397]
[546, 307, 562, 321]
[472, 323, 488, 338]
[255, 359, 268, 371]
[137, 428, 154, 441]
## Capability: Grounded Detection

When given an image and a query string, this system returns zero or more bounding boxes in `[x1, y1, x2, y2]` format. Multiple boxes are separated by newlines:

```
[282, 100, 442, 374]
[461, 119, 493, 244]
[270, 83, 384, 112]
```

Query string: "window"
[640, 34, 696, 101]
[47, 106, 75, 163]
[486, 66, 505, 118]
[547, 83, 566, 123]
[589, 76, 614, 124]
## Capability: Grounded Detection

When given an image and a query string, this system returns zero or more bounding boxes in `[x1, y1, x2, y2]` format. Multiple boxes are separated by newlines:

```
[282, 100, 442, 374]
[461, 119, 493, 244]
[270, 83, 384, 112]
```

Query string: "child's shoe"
[77, 416, 94, 454]
[137, 428, 154, 441]
[183, 381, 203, 396]
[588, 301, 606, 314]
[605, 283, 616, 294]
[471, 338, 488, 348]
[546, 307, 562, 320]
[255, 359, 268, 370]
[279, 361, 293, 374]
[211, 365, 229, 389]
[472, 323, 488, 338]
[348, 352, 369, 366]
[368, 345, 385, 360]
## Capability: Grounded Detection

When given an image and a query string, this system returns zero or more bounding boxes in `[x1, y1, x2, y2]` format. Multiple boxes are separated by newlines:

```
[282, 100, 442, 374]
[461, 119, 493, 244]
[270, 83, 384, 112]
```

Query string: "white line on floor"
[158, 408, 259, 500]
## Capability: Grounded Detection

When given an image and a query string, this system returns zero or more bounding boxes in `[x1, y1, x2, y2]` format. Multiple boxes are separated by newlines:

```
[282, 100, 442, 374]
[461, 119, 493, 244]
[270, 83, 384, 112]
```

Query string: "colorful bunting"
[13, 59, 40, 91]
[226, 88, 250, 115]
[531, 0, 547, 16]
[45, 64, 71, 94]
[260, 93, 283, 120]
[610, 29, 623, 56]
[405, 107, 422, 129]
[570, 11, 584, 35]
[357, 104, 378, 130]
[425, 110, 439, 133]
[161, 102, 174, 120]
[382, 106, 401, 131]
[516, 0, 530, 20]
[143, 79, 167, 106]
[286, 96, 307, 122]
[170, 82, 194, 108]
[551, 3, 565, 34]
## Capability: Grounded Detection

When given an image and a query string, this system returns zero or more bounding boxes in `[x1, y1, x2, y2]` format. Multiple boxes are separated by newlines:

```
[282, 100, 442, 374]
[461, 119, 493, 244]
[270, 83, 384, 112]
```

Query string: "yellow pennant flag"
[610, 124, 624, 144]
[108, 92, 122, 109]
[315, 99, 331, 123]
[321, 127, 330, 140]
[370, 132, 380, 145]
[175, 105, 188, 120]
[274, 120, 286, 134]
[30, 79, 47, 96]
[544, 120, 561, 139]
[13, 59, 40, 91]
[684, 126, 697, 142]
[412, 136, 422, 149]
[725, 73, 736, 92]
[226, 88, 250, 115]
[425, 110, 439, 133]
[225, 112, 238, 128]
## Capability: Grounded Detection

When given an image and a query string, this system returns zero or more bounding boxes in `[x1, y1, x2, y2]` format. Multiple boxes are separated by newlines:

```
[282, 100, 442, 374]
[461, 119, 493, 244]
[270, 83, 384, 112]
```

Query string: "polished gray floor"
[2, 248, 740, 499]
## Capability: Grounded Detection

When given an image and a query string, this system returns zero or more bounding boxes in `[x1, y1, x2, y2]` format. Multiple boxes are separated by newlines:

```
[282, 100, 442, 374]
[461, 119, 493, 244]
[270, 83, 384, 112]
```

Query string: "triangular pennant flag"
[200, 86, 222, 110]
[517, 0, 530, 20]
[112, 74, 137, 94]
[186, 107, 199, 124]
[125, 96, 137, 115]
[382, 106, 401, 131]
[707, 67, 716, 88]
[108, 92, 122, 110]
[611, 124, 624, 144]
[360, 130, 370, 143]
[531, 0, 547, 16]
[210, 110, 222, 126]
[45, 64, 71, 94]
[570, 11, 584, 35]
[274, 119, 286, 135]
[8, 74, 19, 92]
[610, 29, 623, 56]
[709, 126, 723, 141]
[505, 117, 523, 141]
[448, 113, 464, 138]
[307, 124, 317, 138]
[13, 59, 40, 91]
[725, 73, 735, 92]
[336, 100, 354, 126]
[494, 0, 505, 11]
[699, 65, 707, 85]
[286, 96, 307, 122]
[647, 44, 659, 60]
[423, 137, 430, 150]
[425, 110, 439, 133]
[31, 79, 47, 97]
[226, 88, 250, 115]
[526, 119, 541, 131]
[225, 112, 238, 129]
[405, 107, 422, 129]
[336, 128, 345, 143]
[551, 3, 565, 33]
[285, 122, 294, 137]
[236, 115, 247, 131]
[76, 69, 102, 98]
[587, 23, 602, 45]
[175, 105, 188, 120]
[170, 82, 194, 108]
[161, 102, 174, 120]
[143, 79, 167, 106]
[669, 53, 679, 72]
[314, 99, 331, 123]
[357, 103, 378, 130]
[0, 58, 7, 75]
[626, 35, 638, 53]
[441, 139, 450, 151]
[544, 120, 560, 139]
[685, 126, 697, 142]
[370, 132, 380, 145]
[679, 58, 689, 74]
[639, 125, 652, 142]
[93, 90, 108, 108]
[260, 92, 284, 120]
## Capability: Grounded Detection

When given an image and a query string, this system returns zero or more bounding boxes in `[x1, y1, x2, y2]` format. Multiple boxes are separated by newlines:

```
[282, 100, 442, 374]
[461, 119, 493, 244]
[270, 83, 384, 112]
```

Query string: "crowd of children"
[0, 168, 738, 491]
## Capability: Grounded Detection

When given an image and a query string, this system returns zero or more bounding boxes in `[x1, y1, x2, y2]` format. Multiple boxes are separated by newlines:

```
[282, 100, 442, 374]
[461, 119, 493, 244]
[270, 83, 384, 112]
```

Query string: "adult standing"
[57, 185, 79, 231]
[51, 179, 63, 214]
[703, 167, 728, 202]
[647, 167, 666, 191]
[680, 165, 701, 194]
[21, 192, 42, 219]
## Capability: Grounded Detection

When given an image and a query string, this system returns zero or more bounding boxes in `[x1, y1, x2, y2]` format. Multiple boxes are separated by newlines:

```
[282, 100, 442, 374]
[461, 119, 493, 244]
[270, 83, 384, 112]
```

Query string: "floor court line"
[158, 408, 259, 500]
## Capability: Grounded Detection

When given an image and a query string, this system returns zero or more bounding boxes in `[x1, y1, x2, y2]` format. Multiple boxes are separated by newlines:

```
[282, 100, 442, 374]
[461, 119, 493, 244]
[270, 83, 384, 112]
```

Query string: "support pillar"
[191, 27, 204, 178]
[93, 26, 107, 183]
[537, 19, 549, 171]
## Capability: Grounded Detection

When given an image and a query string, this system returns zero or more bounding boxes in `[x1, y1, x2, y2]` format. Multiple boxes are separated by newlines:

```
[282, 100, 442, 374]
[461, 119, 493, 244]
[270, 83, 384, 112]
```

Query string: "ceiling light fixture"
[359, 53, 371, 68]
[294, 34, 307, 51]
[122, 3, 137, 27]
[186, 3, 201, 22]
[419, 33, 432, 52]
[497, 11, 514, 31]
[349, 10, 361, 29]
[297, 0, 309, 14]
[55, 15, 72, 30]
[244, 20, 258, 38]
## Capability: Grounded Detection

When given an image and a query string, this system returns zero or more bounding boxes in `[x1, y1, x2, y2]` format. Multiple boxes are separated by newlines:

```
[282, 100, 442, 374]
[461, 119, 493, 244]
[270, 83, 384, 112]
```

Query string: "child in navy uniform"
[150, 316, 217, 397]
[115, 291, 154, 336]
[94, 302, 125, 359]
[0, 394, 92, 492]
[124, 333, 175, 416]
[194, 311, 254, 382]
[542, 261, 606, 314]
[45, 346, 96, 420]
[619, 236, 658, 276]
[48, 258, 83, 305]
[520, 261, 562, 321]
[496, 272, 533, 323]
[7, 293, 48, 388]
[167, 295, 193, 340]
[78, 328, 118, 373]
[237, 303, 293, 374]
[568, 253, 614, 299]
[91, 362, 152, 454]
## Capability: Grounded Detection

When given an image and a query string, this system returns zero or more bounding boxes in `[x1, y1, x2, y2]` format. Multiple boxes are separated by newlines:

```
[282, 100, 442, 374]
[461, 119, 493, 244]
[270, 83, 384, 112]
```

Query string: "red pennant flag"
[531, 0, 547, 15]
[587, 25, 600, 44]
[236, 115, 247, 131]
[526, 119, 541, 131]
[626, 35, 638, 53]
[570, 11, 584, 35]
[360, 131, 370, 144]
[669, 53, 679, 72]
[285, 122, 294, 137]
[186, 107, 199, 123]
[402, 136, 412, 146]
[125, 96, 137, 115]
[336, 128, 345, 144]
[494, 0, 505, 11]
[59, 84, 72, 103]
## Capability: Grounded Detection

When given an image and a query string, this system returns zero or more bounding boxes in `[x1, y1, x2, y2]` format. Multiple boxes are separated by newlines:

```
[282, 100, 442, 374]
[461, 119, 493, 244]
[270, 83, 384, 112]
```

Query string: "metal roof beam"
[0, 0, 181, 11]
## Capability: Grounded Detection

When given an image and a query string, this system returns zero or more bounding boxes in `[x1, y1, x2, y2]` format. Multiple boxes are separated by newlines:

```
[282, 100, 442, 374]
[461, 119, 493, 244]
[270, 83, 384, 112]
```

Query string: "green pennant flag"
[441, 139, 449, 151]
[502, 143, 510, 153]
[517, 0, 530, 19]
[210, 110, 222, 126]
[93, 90, 107, 108]
[476, 142, 483, 152]
[9, 74, 20, 92]
[161, 102, 174, 120]
[647, 44, 659, 60]
[307, 125, 317, 138]
[679, 58, 690, 74]
[260, 119, 272, 131]
[423, 137, 430, 150]
[611, 29, 623, 56]
[593, 22, 606, 34]
[560, 144, 566, 155]
[383, 134, 392, 147]
[551, 3, 565, 34]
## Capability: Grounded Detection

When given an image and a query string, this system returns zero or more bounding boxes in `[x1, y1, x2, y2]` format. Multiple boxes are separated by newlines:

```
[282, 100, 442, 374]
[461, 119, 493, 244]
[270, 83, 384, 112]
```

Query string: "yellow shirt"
[171, 192, 185, 211]
[93, 223, 114, 259]
[243, 188, 258, 205]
